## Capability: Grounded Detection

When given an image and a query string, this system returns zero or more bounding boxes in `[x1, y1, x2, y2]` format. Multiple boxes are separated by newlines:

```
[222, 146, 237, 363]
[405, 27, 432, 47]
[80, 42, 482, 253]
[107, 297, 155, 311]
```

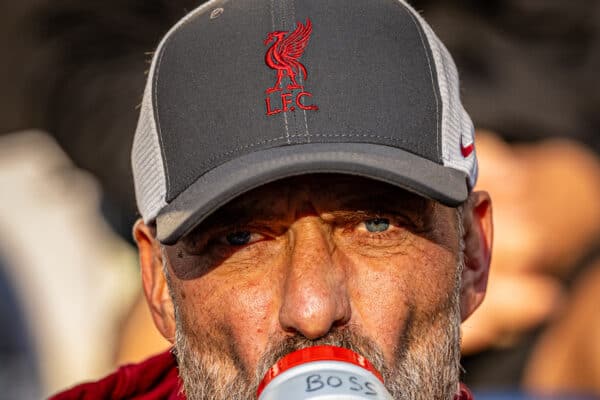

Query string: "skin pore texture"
[134, 174, 492, 400]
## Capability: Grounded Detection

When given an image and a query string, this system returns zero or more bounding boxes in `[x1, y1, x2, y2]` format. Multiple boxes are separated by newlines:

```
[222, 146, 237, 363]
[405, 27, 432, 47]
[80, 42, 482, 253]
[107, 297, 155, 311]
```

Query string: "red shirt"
[49, 351, 184, 400]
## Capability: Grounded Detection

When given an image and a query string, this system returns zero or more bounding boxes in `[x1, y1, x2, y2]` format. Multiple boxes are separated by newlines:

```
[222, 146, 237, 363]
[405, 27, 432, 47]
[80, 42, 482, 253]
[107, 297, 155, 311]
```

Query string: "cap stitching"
[199, 133, 414, 171]
[289, 0, 311, 143]
[402, 5, 440, 160]
[281, 1, 292, 144]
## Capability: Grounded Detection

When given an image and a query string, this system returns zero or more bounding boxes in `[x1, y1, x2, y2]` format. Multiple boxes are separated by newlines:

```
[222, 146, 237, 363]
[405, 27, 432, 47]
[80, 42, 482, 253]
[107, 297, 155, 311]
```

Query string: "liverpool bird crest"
[264, 19, 318, 115]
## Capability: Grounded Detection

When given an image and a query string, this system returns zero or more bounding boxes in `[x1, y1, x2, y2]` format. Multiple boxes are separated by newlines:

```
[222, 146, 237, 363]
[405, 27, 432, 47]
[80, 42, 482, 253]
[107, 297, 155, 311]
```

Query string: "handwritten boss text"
[305, 373, 379, 396]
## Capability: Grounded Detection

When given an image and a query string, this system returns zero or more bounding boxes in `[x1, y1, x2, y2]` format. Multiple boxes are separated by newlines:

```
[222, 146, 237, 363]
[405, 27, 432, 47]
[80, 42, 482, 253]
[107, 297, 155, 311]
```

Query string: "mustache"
[251, 328, 388, 386]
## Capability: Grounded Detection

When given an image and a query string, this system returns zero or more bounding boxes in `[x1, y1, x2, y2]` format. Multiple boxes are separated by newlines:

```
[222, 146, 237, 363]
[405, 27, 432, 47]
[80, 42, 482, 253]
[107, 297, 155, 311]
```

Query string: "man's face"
[154, 175, 471, 399]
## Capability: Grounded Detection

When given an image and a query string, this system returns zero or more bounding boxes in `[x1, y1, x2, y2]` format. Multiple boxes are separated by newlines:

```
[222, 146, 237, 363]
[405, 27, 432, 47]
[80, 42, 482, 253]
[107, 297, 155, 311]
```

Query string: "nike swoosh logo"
[461, 140, 474, 158]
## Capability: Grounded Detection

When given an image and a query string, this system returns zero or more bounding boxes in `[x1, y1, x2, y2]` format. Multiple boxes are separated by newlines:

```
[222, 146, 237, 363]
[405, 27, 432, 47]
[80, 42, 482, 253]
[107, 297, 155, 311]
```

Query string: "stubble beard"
[169, 248, 463, 400]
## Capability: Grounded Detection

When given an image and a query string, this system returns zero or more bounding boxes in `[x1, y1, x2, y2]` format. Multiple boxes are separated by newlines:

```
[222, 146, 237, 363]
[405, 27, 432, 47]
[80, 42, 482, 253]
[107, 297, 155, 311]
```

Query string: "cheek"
[349, 266, 411, 361]
[177, 264, 281, 371]
[336, 239, 458, 361]
[224, 277, 280, 368]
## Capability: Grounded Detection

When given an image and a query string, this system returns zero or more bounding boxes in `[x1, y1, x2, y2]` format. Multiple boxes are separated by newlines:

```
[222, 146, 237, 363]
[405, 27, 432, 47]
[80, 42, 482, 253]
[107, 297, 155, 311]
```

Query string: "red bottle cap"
[256, 345, 384, 398]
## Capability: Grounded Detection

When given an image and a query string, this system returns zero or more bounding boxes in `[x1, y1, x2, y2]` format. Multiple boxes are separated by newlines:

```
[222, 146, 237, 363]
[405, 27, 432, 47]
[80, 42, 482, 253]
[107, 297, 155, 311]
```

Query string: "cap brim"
[156, 143, 468, 244]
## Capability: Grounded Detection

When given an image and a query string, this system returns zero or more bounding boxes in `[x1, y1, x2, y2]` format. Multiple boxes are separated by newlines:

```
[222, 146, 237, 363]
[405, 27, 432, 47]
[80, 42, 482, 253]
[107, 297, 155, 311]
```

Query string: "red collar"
[49, 350, 184, 400]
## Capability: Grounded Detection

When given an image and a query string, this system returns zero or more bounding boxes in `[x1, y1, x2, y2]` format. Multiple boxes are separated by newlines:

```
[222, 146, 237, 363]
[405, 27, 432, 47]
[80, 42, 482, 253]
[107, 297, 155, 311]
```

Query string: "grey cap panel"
[156, 143, 467, 244]
[295, 0, 442, 154]
[154, 0, 442, 203]
[154, 0, 276, 200]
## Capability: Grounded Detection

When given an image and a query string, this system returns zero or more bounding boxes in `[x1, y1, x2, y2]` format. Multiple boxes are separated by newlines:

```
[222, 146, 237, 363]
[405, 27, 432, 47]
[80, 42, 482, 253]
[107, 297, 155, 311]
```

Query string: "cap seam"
[147, 1, 219, 202]
[196, 132, 422, 174]
[153, 42, 172, 197]
[290, 0, 312, 143]
[402, 4, 440, 162]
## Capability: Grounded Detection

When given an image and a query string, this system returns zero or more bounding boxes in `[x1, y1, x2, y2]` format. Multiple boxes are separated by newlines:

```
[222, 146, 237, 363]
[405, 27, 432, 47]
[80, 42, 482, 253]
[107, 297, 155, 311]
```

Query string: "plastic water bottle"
[257, 345, 394, 400]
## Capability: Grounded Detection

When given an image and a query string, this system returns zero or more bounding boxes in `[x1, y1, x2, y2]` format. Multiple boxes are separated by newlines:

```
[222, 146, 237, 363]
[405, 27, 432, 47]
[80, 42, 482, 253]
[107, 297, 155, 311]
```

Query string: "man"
[51, 0, 492, 399]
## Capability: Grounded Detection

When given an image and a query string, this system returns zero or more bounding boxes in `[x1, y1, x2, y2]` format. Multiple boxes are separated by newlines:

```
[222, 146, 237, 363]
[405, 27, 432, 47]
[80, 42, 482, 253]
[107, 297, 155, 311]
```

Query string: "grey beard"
[174, 317, 460, 400]
[169, 234, 464, 400]
[172, 286, 461, 400]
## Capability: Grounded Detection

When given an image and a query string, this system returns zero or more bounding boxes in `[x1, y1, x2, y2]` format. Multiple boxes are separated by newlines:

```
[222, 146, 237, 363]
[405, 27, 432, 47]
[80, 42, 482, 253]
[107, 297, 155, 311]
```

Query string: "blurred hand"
[461, 131, 600, 354]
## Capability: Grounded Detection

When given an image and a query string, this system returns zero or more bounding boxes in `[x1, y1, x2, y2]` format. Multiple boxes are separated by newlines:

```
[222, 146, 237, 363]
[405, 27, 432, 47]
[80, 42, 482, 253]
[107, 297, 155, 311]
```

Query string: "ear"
[460, 191, 493, 322]
[133, 219, 176, 343]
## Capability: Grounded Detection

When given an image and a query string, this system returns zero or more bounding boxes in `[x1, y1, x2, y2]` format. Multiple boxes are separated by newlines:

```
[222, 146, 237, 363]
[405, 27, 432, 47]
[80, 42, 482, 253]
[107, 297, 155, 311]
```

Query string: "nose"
[278, 217, 351, 339]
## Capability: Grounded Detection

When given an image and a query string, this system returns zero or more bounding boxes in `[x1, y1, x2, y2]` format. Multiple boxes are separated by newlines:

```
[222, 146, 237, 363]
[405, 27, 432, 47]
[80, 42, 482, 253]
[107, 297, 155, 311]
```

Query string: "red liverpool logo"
[264, 19, 318, 115]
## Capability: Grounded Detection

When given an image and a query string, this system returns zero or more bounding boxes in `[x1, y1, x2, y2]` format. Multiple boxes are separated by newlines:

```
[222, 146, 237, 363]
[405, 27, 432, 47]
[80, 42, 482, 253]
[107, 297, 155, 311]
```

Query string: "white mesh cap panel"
[132, 82, 168, 223]
[401, 2, 478, 189]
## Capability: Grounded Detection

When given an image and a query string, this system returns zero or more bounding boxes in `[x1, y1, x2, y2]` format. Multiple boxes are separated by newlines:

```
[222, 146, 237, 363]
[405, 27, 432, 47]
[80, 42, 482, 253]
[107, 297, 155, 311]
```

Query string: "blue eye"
[225, 231, 251, 245]
[364, 218, 390, 233]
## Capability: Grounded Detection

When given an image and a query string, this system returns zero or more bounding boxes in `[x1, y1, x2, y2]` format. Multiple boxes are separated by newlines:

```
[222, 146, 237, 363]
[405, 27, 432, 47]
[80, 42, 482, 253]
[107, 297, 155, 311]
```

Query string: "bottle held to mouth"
[257, 345, 393, 400]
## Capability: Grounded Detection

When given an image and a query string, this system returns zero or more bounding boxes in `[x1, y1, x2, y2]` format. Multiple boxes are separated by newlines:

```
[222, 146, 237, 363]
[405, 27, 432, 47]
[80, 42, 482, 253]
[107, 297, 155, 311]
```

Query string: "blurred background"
[0, 0, 599, 398]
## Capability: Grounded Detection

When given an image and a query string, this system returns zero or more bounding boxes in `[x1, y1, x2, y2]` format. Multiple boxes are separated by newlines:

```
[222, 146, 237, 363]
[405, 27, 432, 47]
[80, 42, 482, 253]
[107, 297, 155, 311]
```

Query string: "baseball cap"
[132, 0, 478, 245]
